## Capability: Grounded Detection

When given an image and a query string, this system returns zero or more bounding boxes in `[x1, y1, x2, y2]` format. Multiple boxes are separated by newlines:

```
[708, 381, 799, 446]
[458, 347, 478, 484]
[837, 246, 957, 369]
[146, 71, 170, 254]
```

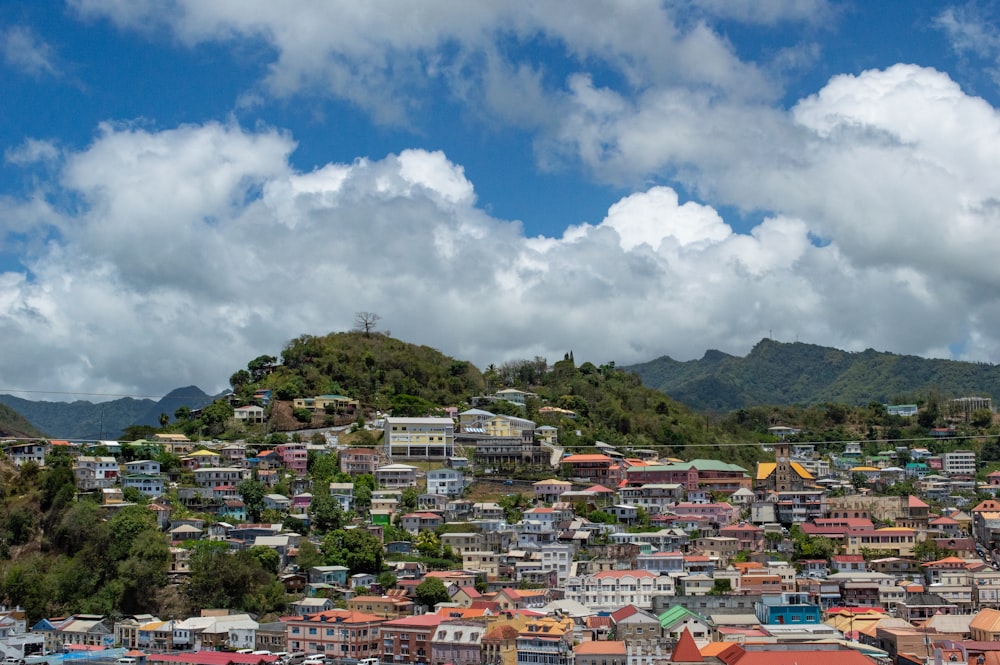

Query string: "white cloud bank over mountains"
[3, 1, 1000, 397]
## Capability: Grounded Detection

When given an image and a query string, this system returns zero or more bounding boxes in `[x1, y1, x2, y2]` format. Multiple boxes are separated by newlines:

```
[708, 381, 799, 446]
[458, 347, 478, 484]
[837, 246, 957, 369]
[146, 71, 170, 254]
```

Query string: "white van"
[359, 659, 380, 665]
[115, 659, 137, 665]
[302, 656, 325, 665]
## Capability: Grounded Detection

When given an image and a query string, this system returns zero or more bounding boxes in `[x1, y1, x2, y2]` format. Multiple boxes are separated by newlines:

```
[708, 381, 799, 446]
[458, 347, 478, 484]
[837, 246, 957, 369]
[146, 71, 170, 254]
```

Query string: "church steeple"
[774, 441, 791, 491]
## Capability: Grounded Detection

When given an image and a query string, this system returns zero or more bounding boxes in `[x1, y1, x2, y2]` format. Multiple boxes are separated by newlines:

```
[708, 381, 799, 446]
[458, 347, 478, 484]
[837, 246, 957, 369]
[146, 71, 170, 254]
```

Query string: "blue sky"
[3, 0, 1000, 399]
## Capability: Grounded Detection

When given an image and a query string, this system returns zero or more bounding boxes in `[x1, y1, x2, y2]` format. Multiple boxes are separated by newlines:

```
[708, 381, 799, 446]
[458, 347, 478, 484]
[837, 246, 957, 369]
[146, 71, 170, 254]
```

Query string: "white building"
[943, 450, 976, 476]
[565, 570, 674, 611]
[427, 468, 466, 497]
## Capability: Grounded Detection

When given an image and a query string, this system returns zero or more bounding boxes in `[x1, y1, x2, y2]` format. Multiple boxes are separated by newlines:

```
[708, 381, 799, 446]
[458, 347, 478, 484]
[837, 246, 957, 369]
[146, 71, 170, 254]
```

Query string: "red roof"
[716, 645, 878, 665]
[909, 495, 930, 508]
[150, 655, 279, 665]
[670, 628, 703, 663]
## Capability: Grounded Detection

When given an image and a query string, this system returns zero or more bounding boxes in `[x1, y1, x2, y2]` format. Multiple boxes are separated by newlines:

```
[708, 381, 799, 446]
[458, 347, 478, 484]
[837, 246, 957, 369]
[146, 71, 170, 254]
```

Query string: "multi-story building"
[73, 456, 120, 490]
[943, 449, 977, 477]
[277, 442, 309, 477]
[375, 464, 418, 489]
[533, 479, 572, 503]
[340, 448, 381, 476]
[427, 468, 465, 497]
[384, 417, 455, 460]
[624, 460, 751, 494]
[565, 570, 674, 611]
[292, 394, 360, 415]
[192, 467, 249, 488]
[561, 454, 615, 484]
[122, 474, 165, 498]
[346, 595, 414, 620]
[844, 528, 917, 557]
[285, 609, 383, 658]
[380, 613, 444, 665]
[5, 442, 46, 466]
[515, 617, 574, 665]
[125, 460, 162, 476]
[430, 620, 485, 665]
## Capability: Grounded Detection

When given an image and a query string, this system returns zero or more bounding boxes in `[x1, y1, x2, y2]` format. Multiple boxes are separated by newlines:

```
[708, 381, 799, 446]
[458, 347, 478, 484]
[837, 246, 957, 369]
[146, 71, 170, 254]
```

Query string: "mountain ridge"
[0, 385, 216, 440]
[625, 338, 1000, 411]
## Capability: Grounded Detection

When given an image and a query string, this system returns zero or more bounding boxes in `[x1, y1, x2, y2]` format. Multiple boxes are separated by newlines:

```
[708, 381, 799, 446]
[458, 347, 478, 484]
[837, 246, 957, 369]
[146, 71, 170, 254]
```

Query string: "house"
[73, 456, 120, 490]
[5, 442, 46, 466]
[339, 448, 380, 476]
[277, 442, 309, 477]
[292, 394, 359, 415]
[346, 594, 414, 619]
[400, 512, 445, 534]
[309, 566, 349, 586]
[657, 605, 711, 643]
[515, 616, 574, 665]
[427, 468, 466, 497]
[193, 467, 249, 488]
[375, 463, 418, 489]
[534, 479, 572, 503]
[263, 494, 291, 512]
[234, 405, 266, 424]
[574, 641, 626, 665]
[123, 474, 166, 498]
[430, 620, 485, 665]
[290, 598, 334, 616]
[969, 607, 1000, 641]
[126, 460, 162, 476]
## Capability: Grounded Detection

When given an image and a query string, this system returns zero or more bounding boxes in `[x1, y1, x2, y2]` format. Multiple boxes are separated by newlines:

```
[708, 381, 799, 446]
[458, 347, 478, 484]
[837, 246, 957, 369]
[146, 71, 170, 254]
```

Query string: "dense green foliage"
[626, 338, 1000, 410]
[258, 332, 485, 408]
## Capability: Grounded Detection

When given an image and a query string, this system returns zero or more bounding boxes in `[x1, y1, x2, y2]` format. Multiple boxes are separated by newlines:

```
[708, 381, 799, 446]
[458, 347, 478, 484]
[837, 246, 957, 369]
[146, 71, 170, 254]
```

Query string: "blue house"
[309, 565, 349, 585]
[755, 593, 821, 625]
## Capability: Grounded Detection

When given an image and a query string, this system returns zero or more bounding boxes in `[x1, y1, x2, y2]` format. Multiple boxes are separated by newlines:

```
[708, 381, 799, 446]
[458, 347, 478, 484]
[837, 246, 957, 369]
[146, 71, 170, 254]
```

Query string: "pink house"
[277, 442, 308, 477]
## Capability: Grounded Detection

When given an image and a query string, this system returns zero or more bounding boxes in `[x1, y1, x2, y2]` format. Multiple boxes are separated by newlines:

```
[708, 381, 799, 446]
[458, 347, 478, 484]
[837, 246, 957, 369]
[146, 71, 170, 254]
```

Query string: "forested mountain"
[0, 386, 215, 440]
[625, 338, 1000, 411]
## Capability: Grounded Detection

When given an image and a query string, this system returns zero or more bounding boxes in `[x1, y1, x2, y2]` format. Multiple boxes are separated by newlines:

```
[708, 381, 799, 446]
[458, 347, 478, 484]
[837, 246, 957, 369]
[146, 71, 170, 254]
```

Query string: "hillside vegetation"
[625, 338, 1000, 411]
[225, 333, 768, 468]
[0, 403, 45, 439]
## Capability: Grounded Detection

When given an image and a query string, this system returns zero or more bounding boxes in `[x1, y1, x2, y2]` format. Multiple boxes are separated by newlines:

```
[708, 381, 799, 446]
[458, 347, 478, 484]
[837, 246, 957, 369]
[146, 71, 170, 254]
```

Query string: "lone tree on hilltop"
[354, 311, 381, 336]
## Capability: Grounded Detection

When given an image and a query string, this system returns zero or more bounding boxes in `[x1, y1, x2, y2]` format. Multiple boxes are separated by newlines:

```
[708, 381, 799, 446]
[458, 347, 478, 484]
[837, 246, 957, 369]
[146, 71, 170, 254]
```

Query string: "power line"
[554, 433, 999, 449]
[0, 387, 212, 400]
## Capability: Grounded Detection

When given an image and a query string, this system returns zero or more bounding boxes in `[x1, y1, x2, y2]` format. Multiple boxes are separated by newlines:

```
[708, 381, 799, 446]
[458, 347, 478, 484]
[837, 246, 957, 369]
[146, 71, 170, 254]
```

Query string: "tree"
[354, 312, 381, 336]
[238, 479, 266, 522]
[415, 577, 450, 608]
[230, 369, 252, 391]
[377, 571, 398, 590]
[159, 412, 169, 428]
[174, 406, 192, 421]
[310, 492, 346, 535]
[973, 408, 994, 428]
[246, 545, 281, 574]
[415, 531, 441, 557]
[708, 579, 732, 595]
[296, 539, 323, 571]
[321, 529, 384, 574]
[247, 355, 278, 382]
